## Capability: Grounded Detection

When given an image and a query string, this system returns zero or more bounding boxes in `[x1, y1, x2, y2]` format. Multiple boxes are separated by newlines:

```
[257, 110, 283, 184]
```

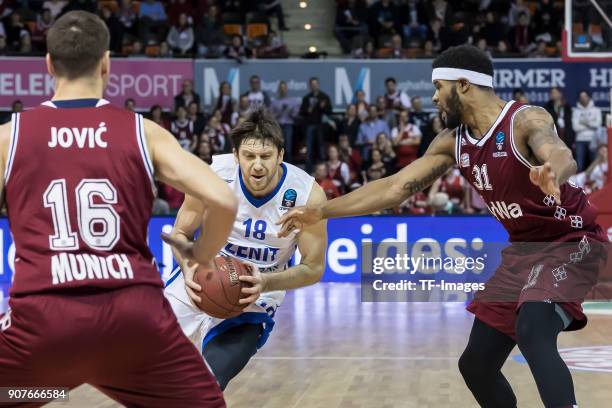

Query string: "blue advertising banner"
[0, 216, 509, 295]
[194, 59, 612, 111]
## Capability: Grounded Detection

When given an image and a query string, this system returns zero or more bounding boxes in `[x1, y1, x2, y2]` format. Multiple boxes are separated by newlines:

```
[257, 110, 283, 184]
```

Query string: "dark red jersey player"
[0, 11, 238, 407]
[277, 45, 608, 407]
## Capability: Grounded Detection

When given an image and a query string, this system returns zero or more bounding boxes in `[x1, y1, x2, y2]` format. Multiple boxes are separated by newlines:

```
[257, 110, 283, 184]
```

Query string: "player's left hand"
[238, 262, 263, 305]
[529, 162, 561, 205]
[161, 232, 196, 260]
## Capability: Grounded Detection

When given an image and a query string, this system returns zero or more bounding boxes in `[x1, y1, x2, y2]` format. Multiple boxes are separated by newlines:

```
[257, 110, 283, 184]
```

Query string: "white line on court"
[253, 356, 457, 360]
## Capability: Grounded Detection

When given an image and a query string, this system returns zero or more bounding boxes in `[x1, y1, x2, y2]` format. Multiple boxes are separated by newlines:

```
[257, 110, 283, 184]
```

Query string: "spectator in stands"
[127, 39, 145, 57]
[300, 77, 332, 172]
[352, 37, 376, 59]
[368, 0, 400, 42]
[11, 100, 23, 113]
[420, 39, 435, 58]
[100, 6, 122, 53]
[427, 18, 450, 53]
[544, 87, 574, 148]
[118, 0, 138, 43]
[231, 95, 251, 126]
[197, 140, 213, 164]
[417, 114, 442, 157]
[214, 81, 236, 126]
[572, 90, 602, 171]
[138, 0, 167, 45]
[354, 89, 369, 120]
[326, 144, 350, 195]
[224, 34, 253, 61]
[335, 0, 368, 55]
[384, 77, 411, 113]
[400, 0, 427, 41]
[337, 104, 360, 146]
[124, 98, 136, 111]
[480, 11, 504, 48]
[508, 12, 533, 55]
[171, 105, 197, 151]
[149, 104, 169, 129]
[357, 105, 390, 158]
[32, 9, 53, 50]
[366, 149, 387, 182]
[42, 0, 66, 20]
[195, 4, 224, 58]
[243, 75, 271, 108]
[375, 96, 396, 130]
[271, 80, 300, 161]
[18, 31, 33, 55]
[492, 39, 510, 57]
[174, 79, 200, 111]
[380, 33, 406, 59]
[6, 11, 29, 51]
[374, 132, 396, 172]
[187, 101, 205, 135]
[256, 31, 289, 58]
[167, 0, 193, 27]
[158, 41, 172, 57]
[203, 110, 229, 154]
[409, 96, 429, 130]
[314, 162, 341, 199]
[508, 0, 530, 27]
[166, 12, 194, 56]
[429, 167, 469, 213]
[392, 110, 421, 169]
[476, 38, 492, 58]
[260, 0, 289, 31]
[571, 144, 608, 194]
[338, 133, 363, 188]
[425, 0, 452, 26]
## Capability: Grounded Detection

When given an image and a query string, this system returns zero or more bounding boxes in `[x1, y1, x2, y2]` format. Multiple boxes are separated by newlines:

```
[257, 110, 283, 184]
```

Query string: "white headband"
[431, 67, 493, 88]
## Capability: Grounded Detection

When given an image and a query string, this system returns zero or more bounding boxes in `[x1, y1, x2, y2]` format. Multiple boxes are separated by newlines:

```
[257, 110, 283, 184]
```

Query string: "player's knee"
[458, 348, 484, 381]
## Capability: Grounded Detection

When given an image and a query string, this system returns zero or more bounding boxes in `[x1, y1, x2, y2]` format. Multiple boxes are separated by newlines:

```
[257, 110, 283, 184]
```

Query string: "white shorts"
[164, 267, 283, 353]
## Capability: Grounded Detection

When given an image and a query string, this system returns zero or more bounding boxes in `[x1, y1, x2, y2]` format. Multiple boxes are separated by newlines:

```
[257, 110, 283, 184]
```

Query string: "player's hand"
[161, 232, 196, 261]
[529, 162, 561, 205]
[180, 260, 204, 304]
[238, 262, 263, 305]
[276, 205, 323, 238]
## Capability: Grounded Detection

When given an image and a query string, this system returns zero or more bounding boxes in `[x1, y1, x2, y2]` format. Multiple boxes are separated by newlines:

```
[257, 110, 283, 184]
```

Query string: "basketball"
[191, 256, 253, 319]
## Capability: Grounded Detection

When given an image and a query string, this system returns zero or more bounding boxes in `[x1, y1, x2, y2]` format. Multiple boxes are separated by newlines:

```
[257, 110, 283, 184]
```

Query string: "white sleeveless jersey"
[212, 153, 315, 273]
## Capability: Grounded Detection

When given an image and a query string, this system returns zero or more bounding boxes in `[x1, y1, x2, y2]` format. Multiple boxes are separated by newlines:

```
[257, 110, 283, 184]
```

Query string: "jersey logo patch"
[495, 131, 505, 151]
[282, 189, 297, 207]
[460, 153, 470, 168]
[492, 151, 508, 158]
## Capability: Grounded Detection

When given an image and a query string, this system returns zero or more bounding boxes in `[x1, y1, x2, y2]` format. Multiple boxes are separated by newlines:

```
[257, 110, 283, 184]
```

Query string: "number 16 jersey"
[5, 99, 161, 296]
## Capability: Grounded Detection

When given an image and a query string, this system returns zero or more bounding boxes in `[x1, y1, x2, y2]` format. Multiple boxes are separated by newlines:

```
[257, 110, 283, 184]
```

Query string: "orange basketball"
[192, 256, 253, 319]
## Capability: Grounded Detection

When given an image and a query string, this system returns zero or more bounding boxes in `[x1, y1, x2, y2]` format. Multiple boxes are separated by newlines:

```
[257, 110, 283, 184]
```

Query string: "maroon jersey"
[5, 99, 161, 296]
[455, 101, 599, 242]
[170, 119, 196, 151]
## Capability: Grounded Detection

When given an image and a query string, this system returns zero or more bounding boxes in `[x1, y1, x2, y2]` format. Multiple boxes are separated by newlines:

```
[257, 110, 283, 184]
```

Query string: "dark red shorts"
[0, 285, 225, 408]
[467, 226, 608, 339]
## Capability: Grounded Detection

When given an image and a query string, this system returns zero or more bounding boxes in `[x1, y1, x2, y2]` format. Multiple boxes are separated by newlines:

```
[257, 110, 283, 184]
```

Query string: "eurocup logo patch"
[282, 189, 297, 207]
[495, 131, 505, 151]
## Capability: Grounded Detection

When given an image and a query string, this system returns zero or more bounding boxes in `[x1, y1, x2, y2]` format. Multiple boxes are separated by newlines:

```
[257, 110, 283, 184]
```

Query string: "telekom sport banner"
[193, 58, 612, 111]
[0, 57, 192, 110]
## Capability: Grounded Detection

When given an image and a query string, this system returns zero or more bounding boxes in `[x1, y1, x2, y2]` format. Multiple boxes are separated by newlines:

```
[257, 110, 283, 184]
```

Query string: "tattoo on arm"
[402, 164, 448, 195]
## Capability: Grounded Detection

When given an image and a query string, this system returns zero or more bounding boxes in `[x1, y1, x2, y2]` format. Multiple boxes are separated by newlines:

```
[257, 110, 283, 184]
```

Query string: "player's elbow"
[303, 261, 325, 286]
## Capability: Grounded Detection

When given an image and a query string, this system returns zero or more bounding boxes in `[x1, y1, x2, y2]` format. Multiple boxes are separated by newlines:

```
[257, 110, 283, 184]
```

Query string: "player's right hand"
[277, 205, 322, 238]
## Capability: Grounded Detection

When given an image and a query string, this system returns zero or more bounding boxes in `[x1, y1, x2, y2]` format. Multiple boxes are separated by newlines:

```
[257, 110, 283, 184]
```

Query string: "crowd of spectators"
[0, 75, 608, 215]
[0, 0, 289, 59]
[335, 0, 565, 58]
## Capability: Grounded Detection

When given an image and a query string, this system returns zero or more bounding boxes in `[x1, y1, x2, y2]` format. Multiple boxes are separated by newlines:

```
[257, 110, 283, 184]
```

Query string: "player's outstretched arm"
[144, 119, 237, 266]
[515, 107, 577, 204]
[277, 129, 456, 237]
[255, 183, 328, 292]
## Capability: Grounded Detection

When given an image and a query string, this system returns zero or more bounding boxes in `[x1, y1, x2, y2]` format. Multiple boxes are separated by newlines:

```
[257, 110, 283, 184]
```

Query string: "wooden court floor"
[38, 283, 612, 407]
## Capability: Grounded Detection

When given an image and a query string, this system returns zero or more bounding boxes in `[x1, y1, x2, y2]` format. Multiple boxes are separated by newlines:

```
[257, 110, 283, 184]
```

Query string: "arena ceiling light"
[304, 24, 312, 30]
[299, 2, 307, 8]
[308, 46, 317, 53]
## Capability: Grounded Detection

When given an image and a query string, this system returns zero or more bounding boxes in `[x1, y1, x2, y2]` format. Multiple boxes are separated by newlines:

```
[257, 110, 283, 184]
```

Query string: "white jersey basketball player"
[163, 109, 327, 390]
